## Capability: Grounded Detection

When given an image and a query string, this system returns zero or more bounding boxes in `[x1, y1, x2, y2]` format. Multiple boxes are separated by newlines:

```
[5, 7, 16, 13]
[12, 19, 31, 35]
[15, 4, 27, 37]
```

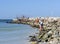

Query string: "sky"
[0, 0, 60, 19]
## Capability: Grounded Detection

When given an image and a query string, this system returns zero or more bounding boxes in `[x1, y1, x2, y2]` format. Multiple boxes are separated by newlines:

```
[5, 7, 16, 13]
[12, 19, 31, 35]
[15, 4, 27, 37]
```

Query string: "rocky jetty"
[7, 17, 60, 44]
[9, 16, 40, 28]
[28, 17, 60, 44]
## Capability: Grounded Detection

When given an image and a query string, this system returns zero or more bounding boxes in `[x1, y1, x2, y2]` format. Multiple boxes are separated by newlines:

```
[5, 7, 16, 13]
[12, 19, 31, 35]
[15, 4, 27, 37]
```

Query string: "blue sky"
[0, 0, 60, 19]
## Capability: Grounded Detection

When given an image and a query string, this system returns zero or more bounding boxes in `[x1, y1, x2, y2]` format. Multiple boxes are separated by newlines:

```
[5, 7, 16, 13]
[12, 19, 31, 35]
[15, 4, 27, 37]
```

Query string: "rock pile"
[29, 17, 60, 44]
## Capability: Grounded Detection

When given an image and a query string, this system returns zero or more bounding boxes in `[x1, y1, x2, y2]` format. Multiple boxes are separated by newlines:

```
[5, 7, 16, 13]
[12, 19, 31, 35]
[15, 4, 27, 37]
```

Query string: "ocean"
[0, 22, 38, 44]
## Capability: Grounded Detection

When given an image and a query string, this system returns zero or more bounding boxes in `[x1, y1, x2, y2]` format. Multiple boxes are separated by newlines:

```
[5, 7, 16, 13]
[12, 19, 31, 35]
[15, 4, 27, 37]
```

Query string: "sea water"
[0, 22, 38, 44]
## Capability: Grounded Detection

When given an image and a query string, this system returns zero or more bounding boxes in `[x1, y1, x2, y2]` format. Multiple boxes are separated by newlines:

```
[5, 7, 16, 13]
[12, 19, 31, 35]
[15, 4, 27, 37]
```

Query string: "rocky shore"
[29, 17, 60, 44]
[7, 17, 60, 44]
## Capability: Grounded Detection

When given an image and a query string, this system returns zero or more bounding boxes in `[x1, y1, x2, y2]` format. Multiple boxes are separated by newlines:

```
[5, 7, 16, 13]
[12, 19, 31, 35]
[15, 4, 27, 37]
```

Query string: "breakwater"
[7, 17, 60, 44]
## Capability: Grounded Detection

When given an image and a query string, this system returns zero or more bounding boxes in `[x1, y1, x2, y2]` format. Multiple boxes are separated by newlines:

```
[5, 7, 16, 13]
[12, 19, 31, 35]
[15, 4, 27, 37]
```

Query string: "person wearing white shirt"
[39, 20, 43, 31]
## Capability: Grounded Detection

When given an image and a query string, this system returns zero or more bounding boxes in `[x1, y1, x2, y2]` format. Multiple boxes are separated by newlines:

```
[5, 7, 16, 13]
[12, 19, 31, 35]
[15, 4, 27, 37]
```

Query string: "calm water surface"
[0, 22, 38, 44]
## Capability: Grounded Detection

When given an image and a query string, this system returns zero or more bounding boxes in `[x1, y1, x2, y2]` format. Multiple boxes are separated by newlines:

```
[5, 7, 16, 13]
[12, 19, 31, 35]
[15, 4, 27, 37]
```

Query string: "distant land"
[0, 19, 12, 23]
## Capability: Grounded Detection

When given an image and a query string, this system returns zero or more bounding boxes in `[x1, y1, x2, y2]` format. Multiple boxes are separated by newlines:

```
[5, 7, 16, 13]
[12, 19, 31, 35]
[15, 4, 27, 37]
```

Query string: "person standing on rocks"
[39, 19, 43, 31]
[35, 17, 39, 24]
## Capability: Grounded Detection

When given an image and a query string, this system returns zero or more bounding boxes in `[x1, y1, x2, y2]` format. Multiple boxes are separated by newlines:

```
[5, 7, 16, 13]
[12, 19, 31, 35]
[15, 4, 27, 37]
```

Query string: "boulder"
[49, 38, 58, 44]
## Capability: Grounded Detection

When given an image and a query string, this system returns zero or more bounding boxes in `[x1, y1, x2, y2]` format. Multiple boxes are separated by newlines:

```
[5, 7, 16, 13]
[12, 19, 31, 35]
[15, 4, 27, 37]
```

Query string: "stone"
[52, 38, 58, 44]
[30, 41, 38, 44]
